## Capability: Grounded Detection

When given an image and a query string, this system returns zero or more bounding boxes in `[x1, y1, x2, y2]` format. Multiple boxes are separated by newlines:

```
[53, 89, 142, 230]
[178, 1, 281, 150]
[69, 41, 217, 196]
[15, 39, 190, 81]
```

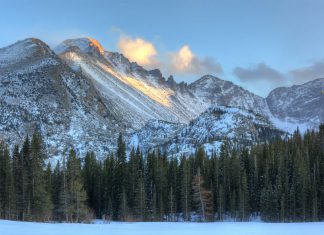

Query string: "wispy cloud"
[289, 60, 324, 83]
[233, 63, 288, 96]
[234, 63, 284, 82]
[233, 61, 324, 96]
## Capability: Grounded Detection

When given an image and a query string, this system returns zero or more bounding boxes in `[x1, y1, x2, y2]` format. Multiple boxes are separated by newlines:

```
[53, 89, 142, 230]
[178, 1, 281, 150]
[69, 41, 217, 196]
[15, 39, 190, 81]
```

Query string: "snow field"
[1, 220, 324, 235]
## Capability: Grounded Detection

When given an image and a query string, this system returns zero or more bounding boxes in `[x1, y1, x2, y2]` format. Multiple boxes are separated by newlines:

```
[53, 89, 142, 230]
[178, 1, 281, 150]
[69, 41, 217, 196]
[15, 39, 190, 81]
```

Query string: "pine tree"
[12, 145, 23, 220]
[192, 167, 213, 221]
[52, 161, 63, 221]
[113, 133, 127, 220]
[83, 151, 101, 217]
[0, 144, 14, 219]
[218, 143, 229, 219]
[102, 155, 114, 220]
[21, 136, 30, 220]
[29, 131, 52, 221]
[129, 147, 145, 220]
[239, 169, 249, 221]
[66, 149, 88, 222]
[179, 156, 191, 221]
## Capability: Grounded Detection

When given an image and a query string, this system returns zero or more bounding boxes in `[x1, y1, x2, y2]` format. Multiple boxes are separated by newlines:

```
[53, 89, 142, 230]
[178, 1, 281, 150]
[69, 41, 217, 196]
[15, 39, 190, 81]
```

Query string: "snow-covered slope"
[56, 38, 323, 135]
[127, 106, 286, 156]
[56, 38, 201, 130]
[55, 38, 273, 131]
[126, 119, 185, 154]
[0, 38, 120, 158]
[0, 37, 322, 159]
[266, 78, 324, 132]
[189, 75, 270, 117]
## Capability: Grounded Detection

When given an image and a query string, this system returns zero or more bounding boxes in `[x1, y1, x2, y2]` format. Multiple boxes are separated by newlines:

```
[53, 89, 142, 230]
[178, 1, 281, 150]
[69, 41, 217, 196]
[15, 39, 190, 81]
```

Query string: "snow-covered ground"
[1, 220, 324, 235]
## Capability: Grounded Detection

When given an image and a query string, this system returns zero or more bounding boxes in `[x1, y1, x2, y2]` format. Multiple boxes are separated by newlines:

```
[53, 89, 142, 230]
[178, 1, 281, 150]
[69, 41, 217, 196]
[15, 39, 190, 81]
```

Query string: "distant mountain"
[189, 75, 270, 117]
[0, 37, 322, 158]
[126, 106, 286, 156]
[266, 78, 324, 132]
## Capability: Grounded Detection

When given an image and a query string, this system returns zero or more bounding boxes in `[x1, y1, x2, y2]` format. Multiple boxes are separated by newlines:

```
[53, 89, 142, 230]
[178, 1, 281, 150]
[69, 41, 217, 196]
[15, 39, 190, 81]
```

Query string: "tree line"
[0, 125, 323, 222]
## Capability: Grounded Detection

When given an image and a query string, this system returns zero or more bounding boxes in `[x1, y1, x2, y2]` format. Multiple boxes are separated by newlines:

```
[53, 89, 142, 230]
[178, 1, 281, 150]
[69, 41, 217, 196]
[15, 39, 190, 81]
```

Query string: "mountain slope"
[56, 38, 273, 131]
[0, 38, 120, 158]
[127, 106, 286, 156]
[0, 37, 322, 159]
[189, 75, 270, 117]
[266, 78, 324, 132]
[56, 38, 202, 130]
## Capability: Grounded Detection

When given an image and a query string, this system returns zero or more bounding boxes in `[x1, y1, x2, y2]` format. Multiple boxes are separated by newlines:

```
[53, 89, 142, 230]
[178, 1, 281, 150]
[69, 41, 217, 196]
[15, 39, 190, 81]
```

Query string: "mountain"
[55, 38, 274, 130]
[0, 37, 322, 158]
[126, 106, 286, 156]
[0, 38, 120, 158]
[125, 119, 186, 154]
[55, 38, 199, 130]
[266, 78, 324, 132]
[189, 75, 270, 117]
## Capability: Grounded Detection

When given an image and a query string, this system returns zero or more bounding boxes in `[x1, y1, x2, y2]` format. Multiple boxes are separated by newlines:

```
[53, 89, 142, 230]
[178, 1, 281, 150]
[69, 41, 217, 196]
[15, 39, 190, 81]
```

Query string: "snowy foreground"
[1, 220, 324, 235]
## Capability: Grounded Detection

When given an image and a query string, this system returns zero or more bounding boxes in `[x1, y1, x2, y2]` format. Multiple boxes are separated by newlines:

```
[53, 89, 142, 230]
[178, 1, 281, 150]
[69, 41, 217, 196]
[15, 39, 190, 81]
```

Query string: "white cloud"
[117, 36, 158, 67]
[170, 45, 222, 75]
[114, 31, 222, 78]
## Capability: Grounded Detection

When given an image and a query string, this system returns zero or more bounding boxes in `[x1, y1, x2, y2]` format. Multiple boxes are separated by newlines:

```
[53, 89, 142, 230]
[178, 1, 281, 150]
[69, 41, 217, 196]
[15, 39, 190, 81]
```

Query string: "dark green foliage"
[0, 124, 324, 222]
[28, 131, 52, 221]
[65, 149, 88, 222]
[0, 143, 14, 219]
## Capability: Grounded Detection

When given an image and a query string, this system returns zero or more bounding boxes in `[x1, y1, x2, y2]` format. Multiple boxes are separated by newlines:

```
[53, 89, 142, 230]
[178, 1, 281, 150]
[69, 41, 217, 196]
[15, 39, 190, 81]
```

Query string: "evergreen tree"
[192, 167, 213, 221]
[66, 149, 88, 222]
[12, 145, 23, 220]
[0, 144, 14, 219]
[113, 133, 127, 220]
[83, 151, 101, 217]
[29, 131, 52, 221]
[179, 156, 191, 221]
[21, 136, 30, 220]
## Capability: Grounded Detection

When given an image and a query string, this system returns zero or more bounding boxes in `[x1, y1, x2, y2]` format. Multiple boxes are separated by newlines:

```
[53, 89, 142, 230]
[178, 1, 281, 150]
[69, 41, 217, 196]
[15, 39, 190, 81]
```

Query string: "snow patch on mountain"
[126, 106, 286, 157]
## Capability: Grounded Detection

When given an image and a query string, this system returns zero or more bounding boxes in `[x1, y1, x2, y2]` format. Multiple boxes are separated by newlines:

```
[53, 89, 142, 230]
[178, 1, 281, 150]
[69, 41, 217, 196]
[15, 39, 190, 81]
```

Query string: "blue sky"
[1, 0, 324, 96]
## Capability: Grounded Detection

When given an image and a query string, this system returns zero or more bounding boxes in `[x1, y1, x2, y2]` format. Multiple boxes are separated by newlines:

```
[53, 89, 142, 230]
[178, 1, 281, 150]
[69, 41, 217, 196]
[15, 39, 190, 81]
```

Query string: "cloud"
[114, 31, 222, 77]
[170, 45, 222, 75]
[289, 60, 324, 83]
[234, 63, 284, 82]
[118, 36, 158, 67]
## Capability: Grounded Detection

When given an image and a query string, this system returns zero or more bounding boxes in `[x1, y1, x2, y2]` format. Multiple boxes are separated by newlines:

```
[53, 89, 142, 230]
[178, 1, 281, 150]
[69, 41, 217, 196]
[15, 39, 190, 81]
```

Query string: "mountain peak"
[192, 75, 224, 84]
[0, 38, 55, 68]
[54, 37, 105, 56]
[86, 37, 105, 55]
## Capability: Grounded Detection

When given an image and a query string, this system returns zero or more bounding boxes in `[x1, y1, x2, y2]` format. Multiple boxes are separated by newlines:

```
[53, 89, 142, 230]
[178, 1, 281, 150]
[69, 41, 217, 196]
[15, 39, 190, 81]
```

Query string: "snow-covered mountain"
[0, 38, 121, 158]
[126, 106, 286, 156]
[266, 78, 324, 132]
[189, 75, 270, 117]
[55, 38, 200, 130]
[55, 38, 274, 130]
[0, 37, 322, 158]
